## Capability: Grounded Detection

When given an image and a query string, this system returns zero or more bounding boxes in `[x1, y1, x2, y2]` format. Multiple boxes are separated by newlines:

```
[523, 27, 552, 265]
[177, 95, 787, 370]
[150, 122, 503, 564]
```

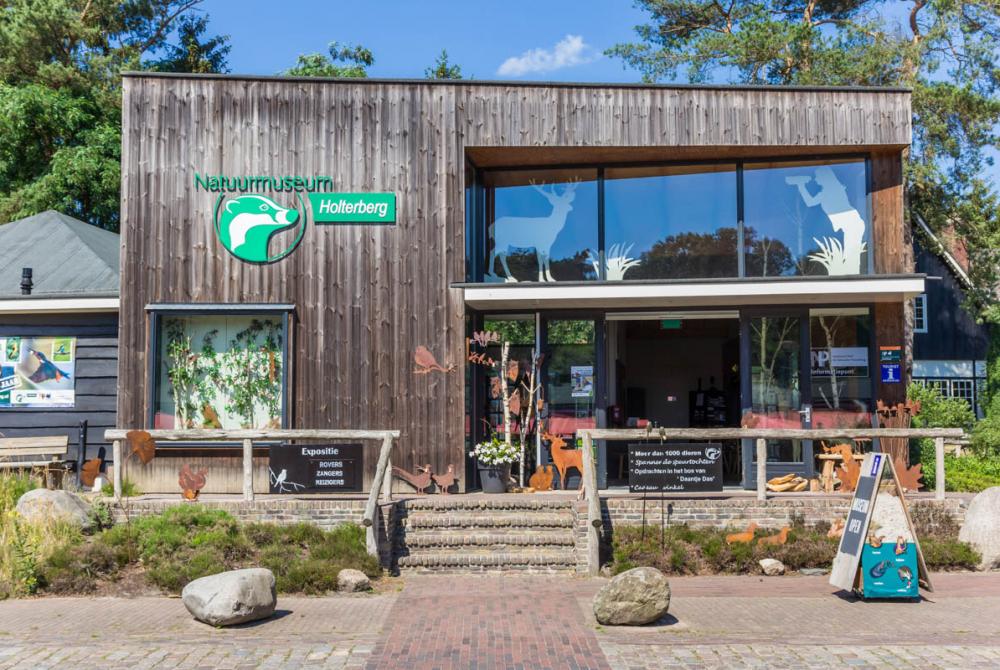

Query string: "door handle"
[798, 406, 812, 424]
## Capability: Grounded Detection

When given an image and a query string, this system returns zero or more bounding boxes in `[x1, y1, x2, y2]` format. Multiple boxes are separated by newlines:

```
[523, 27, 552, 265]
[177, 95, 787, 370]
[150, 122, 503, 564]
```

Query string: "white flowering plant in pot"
[470, 436, 520, 466]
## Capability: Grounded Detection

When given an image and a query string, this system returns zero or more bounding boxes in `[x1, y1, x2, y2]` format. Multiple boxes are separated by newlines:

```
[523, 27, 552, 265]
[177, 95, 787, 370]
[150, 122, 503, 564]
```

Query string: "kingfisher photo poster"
[0, 337, 76, 408]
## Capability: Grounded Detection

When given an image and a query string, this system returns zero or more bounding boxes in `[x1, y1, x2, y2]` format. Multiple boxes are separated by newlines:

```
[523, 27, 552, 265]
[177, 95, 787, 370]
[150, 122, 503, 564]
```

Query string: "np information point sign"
[309, 193, 396, 224]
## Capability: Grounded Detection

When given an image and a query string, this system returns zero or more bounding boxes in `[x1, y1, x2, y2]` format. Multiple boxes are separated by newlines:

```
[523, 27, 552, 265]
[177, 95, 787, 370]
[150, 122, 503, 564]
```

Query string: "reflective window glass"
[744, 159, 869, 276]
[604, 164, 738, 280]
[485, 169, 598, 283]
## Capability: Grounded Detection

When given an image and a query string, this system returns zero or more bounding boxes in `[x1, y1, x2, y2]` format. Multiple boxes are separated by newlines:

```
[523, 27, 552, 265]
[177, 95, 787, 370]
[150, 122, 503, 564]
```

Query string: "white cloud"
[497, 35, 597, 77]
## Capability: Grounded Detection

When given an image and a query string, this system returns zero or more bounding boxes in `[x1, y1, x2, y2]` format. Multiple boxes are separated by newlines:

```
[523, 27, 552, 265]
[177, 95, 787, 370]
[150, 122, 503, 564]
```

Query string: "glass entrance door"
[741, 311, 813, 487]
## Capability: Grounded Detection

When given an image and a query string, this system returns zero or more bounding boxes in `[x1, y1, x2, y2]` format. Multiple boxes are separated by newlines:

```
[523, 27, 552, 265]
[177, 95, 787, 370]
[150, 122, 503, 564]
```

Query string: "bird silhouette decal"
[413, 346, 455, 374]
[26, 349, 70, 384]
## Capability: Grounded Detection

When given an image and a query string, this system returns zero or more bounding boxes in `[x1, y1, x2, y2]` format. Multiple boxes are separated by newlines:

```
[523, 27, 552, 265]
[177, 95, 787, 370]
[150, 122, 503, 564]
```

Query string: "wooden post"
[581, 431, 601, 576]
[365, 433, 396, 558]
[242, 438, 254, 502]
[381, 453, 393, 504]
[112, 439, 122, 500]
[756, 438, 767, 502]
[935, 436, 945, 501]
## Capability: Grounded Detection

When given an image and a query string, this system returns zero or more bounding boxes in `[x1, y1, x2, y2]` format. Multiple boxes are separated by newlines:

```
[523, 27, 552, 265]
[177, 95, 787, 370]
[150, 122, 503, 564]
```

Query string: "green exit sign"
[660, 319, 682, 330]
[309, 193, 396, 224]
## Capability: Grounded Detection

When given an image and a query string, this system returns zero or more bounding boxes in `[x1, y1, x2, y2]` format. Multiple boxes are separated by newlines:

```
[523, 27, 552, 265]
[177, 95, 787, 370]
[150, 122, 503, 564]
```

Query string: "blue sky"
[199, 0, 647, 82]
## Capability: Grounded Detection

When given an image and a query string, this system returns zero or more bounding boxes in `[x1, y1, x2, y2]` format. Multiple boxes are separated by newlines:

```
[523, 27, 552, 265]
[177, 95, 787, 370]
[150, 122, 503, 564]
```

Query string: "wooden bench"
[0, 436, 71, 489]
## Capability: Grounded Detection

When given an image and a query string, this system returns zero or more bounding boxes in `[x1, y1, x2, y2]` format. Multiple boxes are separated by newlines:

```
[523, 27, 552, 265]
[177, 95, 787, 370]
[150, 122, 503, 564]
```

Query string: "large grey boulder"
[593, 567, 671, 626]
[15, 489, 92, 529]
[181, 569, 276, 626]
[959, 487, 1000, 570]
[337, 568, 371, 592]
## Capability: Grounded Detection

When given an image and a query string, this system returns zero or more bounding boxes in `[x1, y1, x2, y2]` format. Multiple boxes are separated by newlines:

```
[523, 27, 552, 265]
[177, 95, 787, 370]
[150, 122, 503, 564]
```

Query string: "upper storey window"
[474, 157, 871, 283]
[744, 159, 870, 277]
[485, 169, 598, 283]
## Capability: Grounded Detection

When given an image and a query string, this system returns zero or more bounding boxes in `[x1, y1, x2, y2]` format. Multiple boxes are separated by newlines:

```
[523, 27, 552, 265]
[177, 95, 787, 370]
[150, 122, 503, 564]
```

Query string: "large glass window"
[744, 159, 869, 277]
[153, 313, 286, 430]
[476, 157, 871, 283]
[809, 308, 873, 429]
[605, 164, 738, 280]
[543, 320, 597, 441]
[749, 315, 803, 462]
[485, 169, 598, 283]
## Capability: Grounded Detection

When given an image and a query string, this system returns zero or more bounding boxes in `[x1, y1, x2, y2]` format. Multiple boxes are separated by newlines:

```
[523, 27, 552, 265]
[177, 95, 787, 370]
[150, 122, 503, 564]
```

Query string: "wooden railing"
[104, 429, 400, 557]
[576, 426, 966, 576]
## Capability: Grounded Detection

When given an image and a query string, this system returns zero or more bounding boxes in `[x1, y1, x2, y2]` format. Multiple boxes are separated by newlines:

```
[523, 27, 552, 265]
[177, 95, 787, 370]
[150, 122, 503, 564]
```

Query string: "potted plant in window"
[470, 437, 519, 493]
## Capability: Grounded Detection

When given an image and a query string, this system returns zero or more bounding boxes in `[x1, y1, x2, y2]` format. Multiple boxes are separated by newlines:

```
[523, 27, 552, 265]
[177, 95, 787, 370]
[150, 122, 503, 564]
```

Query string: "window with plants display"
[152, 314, 286, 430]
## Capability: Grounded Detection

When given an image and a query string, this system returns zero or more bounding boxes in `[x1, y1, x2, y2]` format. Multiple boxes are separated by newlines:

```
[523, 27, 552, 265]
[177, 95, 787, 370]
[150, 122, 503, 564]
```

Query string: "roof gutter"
[0, 297, 119, 314]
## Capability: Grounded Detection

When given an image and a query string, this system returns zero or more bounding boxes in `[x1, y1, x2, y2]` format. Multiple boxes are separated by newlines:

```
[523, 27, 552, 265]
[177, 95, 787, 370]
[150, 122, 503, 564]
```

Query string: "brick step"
[403, 513, 576, 529]
[396, 549, 577, 571]
[401, 530, 577, 549]
[403, 498, 575, 512]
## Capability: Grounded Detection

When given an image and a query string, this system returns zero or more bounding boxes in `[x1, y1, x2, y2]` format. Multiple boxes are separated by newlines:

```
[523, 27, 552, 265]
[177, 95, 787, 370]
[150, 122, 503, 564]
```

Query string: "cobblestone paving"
[0, 574, 996, 669]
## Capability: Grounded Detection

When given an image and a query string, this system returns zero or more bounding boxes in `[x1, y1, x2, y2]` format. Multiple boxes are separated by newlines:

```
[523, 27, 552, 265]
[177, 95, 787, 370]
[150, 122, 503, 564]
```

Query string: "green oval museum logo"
[213, 193, 306, 263]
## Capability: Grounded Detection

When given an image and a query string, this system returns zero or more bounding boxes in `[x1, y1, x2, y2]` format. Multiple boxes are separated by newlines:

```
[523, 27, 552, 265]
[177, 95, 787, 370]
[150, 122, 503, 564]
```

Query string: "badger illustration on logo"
[215, 194, 305, 263]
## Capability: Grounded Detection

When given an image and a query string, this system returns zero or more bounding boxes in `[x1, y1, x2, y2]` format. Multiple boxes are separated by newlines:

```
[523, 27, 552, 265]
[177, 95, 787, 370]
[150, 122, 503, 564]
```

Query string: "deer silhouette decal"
[488, 180, 578, 283]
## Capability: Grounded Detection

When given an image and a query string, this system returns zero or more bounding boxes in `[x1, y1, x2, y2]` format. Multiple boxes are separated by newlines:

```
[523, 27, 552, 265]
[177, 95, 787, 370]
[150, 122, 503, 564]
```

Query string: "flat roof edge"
[120, 71, 911, 94]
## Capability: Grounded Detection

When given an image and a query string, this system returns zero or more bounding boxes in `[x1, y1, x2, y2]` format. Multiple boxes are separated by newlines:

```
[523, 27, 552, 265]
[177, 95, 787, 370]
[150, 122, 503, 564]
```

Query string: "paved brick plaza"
[0, 573, 997, 669]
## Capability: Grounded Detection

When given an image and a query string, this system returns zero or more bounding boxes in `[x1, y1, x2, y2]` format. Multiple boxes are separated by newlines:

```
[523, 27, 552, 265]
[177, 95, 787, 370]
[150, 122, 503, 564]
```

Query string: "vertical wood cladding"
[0, 313, 118, 461]
[119, 76, 912, 490]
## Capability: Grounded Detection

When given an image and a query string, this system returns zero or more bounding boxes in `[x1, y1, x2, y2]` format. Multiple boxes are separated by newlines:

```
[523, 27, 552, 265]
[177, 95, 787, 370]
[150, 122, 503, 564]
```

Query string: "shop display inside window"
[153, 315, 284, 430]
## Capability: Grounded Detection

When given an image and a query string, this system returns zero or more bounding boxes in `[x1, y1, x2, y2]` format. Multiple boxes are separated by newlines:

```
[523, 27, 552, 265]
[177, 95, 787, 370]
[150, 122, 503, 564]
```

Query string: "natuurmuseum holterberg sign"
[195, 173, 396, 263]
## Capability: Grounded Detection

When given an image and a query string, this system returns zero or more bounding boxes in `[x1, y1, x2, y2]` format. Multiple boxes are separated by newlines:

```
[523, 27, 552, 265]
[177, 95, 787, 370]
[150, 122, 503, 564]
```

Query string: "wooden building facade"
[119, 74, 917, 492]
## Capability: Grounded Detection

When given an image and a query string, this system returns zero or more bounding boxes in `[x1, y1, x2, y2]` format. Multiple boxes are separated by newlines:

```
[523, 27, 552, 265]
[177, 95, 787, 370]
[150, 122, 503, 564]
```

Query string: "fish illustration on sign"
[869, 560, 892, 579]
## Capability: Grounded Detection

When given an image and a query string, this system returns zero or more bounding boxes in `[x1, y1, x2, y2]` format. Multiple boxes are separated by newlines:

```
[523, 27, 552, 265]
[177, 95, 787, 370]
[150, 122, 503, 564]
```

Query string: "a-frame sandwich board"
[830, 452, 932, 594]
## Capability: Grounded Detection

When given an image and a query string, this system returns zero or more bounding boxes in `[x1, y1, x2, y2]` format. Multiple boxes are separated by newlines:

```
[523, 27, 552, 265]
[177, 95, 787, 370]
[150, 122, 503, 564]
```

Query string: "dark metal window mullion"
[737, 162, 745, 278]
[597, 167, 606, 281]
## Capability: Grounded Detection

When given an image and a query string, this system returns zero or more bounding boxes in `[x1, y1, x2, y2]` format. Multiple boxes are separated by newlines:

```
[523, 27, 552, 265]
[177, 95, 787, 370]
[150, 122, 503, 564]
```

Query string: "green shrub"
[921, 537, 981, 570]
[906, 383, 998, 491]
[36, 505, 380, 596]
[610, 523, 838, 576]
[101, 478, 141, 497]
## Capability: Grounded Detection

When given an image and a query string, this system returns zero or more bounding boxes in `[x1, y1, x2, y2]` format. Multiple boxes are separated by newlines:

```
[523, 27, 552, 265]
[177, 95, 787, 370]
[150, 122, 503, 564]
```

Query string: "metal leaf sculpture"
[893, 455, 923, 492]
[179, 463, 208, 500]
[490, 376, 503, 399]
[201, 403, 222, 429]
[80, 457, 102, 487]
[508, 389, 522, 416]
[126, 430, 157, 465]
[506, 359, 519, 382]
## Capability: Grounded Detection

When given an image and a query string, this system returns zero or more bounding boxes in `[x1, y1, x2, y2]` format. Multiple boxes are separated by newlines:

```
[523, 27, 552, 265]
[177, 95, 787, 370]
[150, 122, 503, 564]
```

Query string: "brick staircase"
[393, 497, 583, 573]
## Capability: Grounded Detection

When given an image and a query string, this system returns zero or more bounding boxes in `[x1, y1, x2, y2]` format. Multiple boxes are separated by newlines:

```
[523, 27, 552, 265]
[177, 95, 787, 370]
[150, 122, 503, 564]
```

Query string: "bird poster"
[0, 336, 76, 407]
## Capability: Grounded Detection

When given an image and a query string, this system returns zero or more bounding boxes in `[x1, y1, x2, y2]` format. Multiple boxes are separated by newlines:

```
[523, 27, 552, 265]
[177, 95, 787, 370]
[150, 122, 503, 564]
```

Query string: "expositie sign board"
[268, 443, 363, 493]
[829, 452, 932, 594]
[628, 443, 724, 493]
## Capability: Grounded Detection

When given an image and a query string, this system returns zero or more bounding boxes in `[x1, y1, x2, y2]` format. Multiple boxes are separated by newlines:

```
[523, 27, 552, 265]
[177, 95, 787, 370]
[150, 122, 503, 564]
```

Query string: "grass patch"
[100, 478, 142, 498]
[612, 510, 982, 575]
[611, 520, 838, 576]
[1, 472, 82, 599]
[37, 505, 381, 595]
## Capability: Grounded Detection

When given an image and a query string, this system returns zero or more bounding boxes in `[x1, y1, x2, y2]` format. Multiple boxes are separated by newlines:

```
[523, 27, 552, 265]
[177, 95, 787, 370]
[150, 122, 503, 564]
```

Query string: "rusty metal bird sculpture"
[392, 464, 433, 493]
[414, 346, 455, 374]
[179, 464, 208, 500]
[431, 464, 457, 494]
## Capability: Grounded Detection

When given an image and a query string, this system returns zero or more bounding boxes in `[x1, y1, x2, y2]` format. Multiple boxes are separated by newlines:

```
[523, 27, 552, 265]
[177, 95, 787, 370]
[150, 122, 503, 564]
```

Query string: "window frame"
[146, 304, 294, 432]
[472, 153, 872, 283]
[913, 294, 928, 333]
